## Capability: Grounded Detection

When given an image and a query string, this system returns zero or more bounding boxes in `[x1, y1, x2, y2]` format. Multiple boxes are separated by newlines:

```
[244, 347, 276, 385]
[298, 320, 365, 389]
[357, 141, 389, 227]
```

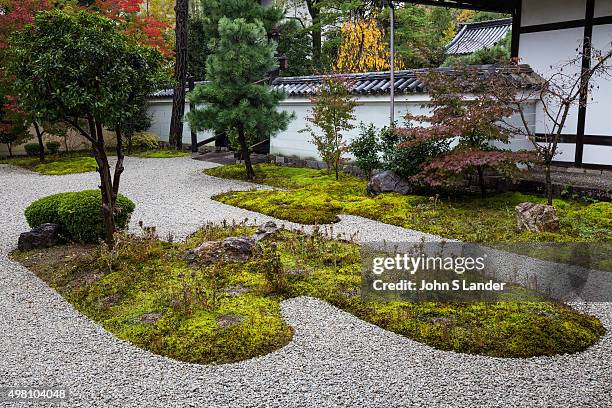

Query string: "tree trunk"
[91, 119, 116, 247]
[545, 163, 553, 206]
[477, 166, 486, 198]
[33, 121, 45, 162]
[127, 133, 133, 155]
[238, 126, 255, 181]
[306, 0, 322, 68]
[7, 143, 12, 157]
[112, 129, 125, 208]
[169, 0, 189, 150]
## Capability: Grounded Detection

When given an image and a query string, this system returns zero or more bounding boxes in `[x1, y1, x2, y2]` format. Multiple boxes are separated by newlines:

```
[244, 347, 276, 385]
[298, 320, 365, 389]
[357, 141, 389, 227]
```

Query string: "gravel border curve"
[0, 157, 611, 408]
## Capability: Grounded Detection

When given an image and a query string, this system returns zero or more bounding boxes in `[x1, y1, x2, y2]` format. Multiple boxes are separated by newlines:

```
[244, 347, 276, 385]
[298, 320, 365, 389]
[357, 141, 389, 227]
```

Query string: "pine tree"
[187, 15, 293, 181]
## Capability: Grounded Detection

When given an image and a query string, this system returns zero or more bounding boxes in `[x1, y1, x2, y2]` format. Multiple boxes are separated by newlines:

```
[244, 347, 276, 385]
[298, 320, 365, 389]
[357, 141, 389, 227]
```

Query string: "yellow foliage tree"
[335, 16, 405, 74]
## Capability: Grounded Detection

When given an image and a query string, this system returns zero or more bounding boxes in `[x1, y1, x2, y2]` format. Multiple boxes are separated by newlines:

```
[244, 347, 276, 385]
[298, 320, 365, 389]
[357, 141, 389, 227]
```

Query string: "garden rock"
[367, 171, 412, 195]
[253, 221, 279, 241]
[18, 223, 61, 251]
[191, 237, 255, 265]
[515, 202, 560, 232]
[217, 314, 243, 328]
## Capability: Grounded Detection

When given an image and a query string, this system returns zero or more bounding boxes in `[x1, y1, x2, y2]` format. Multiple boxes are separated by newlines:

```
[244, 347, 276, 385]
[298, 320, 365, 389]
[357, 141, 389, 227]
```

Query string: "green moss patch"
[12, 224, 606, 362]
[0, 153, 97, 175]
[206, 164, 612, 243]
[132, 149, 190, 158]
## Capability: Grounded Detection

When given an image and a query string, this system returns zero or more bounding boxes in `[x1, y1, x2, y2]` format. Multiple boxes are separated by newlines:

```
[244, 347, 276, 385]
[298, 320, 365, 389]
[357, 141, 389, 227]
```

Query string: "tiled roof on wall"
[151, 64, 538, 98]
[446, 18, 513, 55]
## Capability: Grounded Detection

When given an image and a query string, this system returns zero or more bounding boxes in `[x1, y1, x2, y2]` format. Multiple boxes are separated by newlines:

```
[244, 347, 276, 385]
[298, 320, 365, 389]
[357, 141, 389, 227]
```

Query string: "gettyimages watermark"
[361, 241, 612, 302]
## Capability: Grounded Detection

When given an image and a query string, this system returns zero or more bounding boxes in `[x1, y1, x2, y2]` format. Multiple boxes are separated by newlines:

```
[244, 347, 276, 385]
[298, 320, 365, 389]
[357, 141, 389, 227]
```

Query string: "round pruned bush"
[24, 143, 42, 157]
[46, 141, 61, 155]
[131, 132, 159, 151]
[25, 190, 135, 244]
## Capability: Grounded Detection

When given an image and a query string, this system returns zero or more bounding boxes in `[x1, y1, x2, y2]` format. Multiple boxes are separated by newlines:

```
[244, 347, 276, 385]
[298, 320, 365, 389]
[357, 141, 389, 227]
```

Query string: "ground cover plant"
[131, 149, 191, 159]
[206, 164, 611, 243]
[12, 223, 606, 362]
[0, 152, 98, 175]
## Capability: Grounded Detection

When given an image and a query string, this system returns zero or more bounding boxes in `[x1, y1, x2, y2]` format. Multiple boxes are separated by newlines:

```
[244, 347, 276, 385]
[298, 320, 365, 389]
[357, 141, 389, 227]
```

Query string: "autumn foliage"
[87, 0, 174, 57]
[335, 15, 405, 74]
[397, 67, 535, 196]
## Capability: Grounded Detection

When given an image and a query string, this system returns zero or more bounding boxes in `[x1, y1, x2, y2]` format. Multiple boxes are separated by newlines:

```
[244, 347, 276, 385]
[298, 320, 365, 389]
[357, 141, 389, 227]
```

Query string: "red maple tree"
[396, 67, 535, 197]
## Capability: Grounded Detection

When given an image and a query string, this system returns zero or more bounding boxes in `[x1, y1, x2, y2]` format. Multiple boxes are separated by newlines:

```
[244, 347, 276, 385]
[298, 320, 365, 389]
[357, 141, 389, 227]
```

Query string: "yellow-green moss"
[0, 153, 97, 175]
[11, 225, 606, 363]
[132, 149, 190, 159]
[207, 164, 612, 243]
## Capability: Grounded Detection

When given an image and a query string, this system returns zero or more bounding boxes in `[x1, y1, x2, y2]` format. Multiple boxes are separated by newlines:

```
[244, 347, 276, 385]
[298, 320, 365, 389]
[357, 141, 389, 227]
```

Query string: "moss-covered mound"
[0, 153, 97, 175]
[12, 224, 606, 363]
[206, 164, 612, 243]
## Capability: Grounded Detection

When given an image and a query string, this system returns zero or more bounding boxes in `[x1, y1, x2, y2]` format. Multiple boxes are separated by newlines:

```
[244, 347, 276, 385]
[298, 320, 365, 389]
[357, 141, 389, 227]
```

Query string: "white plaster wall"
[595, 0, 612, 18]
[147, 100, 215, 145]
[271, 96, 431, 160]
[520, 28, 584, 137]
[585, 24, 612, 136]
[271, 95, 536, 160]
[521, 0, 586, 26]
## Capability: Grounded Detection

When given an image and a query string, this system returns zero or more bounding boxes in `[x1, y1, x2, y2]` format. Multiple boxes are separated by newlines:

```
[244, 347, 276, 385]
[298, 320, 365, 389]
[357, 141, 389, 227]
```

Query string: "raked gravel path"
[0, 156, 611, 408]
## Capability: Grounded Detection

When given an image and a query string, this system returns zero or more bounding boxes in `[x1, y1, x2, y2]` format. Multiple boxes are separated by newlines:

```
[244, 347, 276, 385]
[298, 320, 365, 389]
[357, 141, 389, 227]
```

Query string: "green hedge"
[25, 190, 135, 244]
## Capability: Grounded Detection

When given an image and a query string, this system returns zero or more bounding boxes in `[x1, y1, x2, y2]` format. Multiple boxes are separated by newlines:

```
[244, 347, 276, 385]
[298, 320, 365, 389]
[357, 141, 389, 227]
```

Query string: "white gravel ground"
[0, 156, 610, 408]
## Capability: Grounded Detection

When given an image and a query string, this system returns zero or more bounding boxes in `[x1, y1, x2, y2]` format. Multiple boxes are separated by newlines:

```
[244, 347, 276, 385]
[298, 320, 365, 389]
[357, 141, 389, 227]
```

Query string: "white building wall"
[271, 95, 535, 160]
[521, 0, 586, 26]
[147, 100, 215, 146]
[271, 95, 431, 160]
[519, 0, 612, 166]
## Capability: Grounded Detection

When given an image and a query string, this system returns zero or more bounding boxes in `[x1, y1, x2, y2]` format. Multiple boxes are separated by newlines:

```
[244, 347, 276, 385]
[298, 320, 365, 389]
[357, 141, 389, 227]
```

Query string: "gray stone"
[216, 314, 243, 328]
[17, 223, 61, 251]
[516, 202, 560, 233]
[224, 285, 250, 296]
[192, 236, 255, 265]
[367, 171, 412, 195]
[139, 312, 162, 324]
[253, 221, 279, 242]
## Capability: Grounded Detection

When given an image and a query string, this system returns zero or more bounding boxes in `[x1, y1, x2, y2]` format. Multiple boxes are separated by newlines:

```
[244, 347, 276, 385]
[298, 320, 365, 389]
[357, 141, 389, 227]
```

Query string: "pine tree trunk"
[169, 0, 189, 150]
[238, 126, 255, 181]
[306, 0, 322, 68]
[33, 121, 45, 162]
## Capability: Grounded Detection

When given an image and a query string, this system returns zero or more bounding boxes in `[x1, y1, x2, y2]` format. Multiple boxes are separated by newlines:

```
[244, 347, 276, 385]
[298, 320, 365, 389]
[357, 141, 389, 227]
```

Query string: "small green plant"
[130, 132, 159, 151]
[24, 143, 42, 157]
[350, 123, 380, 180]
[25, 190, 135, 244]
[380, 126, 449, 179]
[45, 141, 61, 155]
[302, 76, 358, 180]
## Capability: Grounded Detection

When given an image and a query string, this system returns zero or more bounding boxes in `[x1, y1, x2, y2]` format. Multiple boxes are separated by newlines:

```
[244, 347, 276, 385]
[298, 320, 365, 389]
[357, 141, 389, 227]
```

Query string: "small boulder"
[516, 202, 560, 233]
[367, 171, 412, 195]
[253, 221, 279, 242]
[217, 314, 243, 328]
[18, 223, 61, 251]
[191, 236, 255, 265]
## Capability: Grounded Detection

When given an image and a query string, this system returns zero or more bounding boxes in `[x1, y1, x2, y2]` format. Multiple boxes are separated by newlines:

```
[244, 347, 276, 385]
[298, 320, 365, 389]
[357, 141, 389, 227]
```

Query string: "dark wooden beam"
[576, 0, 596, 167]
[510, 0, 521, 59]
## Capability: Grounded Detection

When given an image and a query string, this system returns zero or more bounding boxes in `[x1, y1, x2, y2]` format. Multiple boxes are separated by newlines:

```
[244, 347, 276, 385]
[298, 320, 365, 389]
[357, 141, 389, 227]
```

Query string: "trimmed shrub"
[380, 126, 450, 179]
[24, 143, 42, 157]
[131, 132, 159, 151]
[25, 190, 135, 244]
[46, 141, 61, 154]
[350, 123, 380, 180]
